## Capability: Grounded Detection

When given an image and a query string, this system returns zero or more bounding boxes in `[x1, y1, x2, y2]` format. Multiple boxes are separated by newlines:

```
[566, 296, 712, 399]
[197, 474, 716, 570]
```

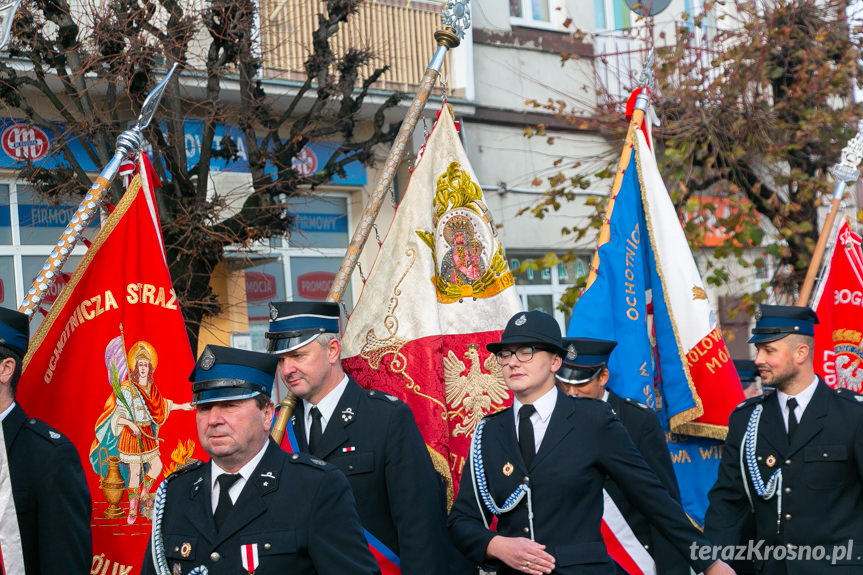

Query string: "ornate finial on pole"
[440, 0, 471, 40]
[0, 0, 22, 51]
[637, 47, 656, 92]
[19, 64, 179, 317]
[829, 120, 863, 196]
[797, 120, 863, 306]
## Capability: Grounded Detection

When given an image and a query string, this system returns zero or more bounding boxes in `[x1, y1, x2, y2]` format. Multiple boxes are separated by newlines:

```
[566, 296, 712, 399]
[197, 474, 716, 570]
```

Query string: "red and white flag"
[17, 154, 201, 573]
[340, 105, 522, 502]
[812, 219, 863, 390]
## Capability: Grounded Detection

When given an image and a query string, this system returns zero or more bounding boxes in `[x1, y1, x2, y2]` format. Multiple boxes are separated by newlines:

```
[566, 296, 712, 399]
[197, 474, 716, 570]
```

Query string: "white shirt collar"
[0, 401, 15, 423]
[513, 385, 557, 424]
[304, 374, 350, 434]
[210, 437, 269, 498]
[776, 375, 819, 416]
[602, 389, 610, 402]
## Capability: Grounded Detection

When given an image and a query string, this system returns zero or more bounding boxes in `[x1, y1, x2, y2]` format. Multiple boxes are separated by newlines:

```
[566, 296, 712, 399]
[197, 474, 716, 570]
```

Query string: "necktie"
[213, 473, 241, 531]
[518, 404, 537, 468]
[309, 406, 323, 454]
[786, 397, 799, 441]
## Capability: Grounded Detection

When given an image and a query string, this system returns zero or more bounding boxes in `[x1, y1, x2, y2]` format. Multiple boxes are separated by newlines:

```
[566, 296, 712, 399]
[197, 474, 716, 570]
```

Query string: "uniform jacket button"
[348, 465, 354, 471]
[784, 514, 792, 521]
[523, 527, 530, 534]
[264, 543, 272, 550]
[785, 459, 791, 465]
[210, 551, 221, 562]
[784, 487, 791, 494]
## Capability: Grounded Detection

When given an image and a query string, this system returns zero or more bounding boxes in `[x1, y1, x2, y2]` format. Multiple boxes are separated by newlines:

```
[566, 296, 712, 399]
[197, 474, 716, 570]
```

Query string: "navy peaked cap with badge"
[486, 310, 566, 356]
[265, 301, 341, 354]
[748, 304, 819, 344]
[556, 337, 617, 385]
[0, 306, 28, 356]
[733, 359, 758, 388]
[189, 344, 278, 405]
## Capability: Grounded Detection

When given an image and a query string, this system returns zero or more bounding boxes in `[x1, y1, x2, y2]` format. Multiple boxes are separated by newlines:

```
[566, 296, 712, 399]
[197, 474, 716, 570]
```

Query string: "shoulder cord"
[151, 480, 208, 575]
[469, 419, 535, 540]
[743, 404, 783, 534]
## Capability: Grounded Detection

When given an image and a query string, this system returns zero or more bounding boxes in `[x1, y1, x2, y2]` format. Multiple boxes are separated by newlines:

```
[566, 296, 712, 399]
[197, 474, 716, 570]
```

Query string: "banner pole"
[325, 1, 471, 305]
[585, 51, 655, 291]
[797, 121, 863, 306]
[18, 63, 178, 318]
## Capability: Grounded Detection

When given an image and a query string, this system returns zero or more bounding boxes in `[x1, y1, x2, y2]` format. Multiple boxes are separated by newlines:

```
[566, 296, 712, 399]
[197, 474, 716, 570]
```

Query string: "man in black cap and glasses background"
[0, 306, 91, 575]
[143, 344, 379, 575]
[706, 304, 863, 574]
[447, 309, 735, 575]
[554, 336, 689, 575]
[265, 301, 460, 575]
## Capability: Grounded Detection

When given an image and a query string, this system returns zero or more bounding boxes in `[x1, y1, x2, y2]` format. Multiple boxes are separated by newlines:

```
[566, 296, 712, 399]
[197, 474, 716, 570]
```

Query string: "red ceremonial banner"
[17, 155, 200, 574]
[813, 220, 863, 391]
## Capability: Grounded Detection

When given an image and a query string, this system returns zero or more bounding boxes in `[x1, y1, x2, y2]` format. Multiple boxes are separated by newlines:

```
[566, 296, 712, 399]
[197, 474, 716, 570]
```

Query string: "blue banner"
[568, 148, 721, 526]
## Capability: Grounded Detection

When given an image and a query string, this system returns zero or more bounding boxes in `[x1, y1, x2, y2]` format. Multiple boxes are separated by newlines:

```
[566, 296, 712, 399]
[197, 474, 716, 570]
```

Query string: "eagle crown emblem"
[514, 314, 527, 326]
[269, 303, 280, 321]
[566, 344, 577, 361]
[754, 305, 763, 321]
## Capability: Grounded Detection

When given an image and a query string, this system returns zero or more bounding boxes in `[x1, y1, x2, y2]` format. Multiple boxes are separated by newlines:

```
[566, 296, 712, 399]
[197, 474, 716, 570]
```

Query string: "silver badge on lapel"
[566, 344, 577, 361]
[514, 314, 527, 326]
[341, 407, 354, 423]
[200, 347, 216, 370]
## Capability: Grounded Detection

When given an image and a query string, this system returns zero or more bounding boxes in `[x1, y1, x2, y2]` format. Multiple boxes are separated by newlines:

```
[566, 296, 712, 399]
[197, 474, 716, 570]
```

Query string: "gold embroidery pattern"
[359, 248, 446, 413]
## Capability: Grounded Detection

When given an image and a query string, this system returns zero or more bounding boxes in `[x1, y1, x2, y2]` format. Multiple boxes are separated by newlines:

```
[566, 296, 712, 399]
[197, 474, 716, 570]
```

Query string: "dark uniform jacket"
[604, 390, 689, 575]
[292, 377, 451, 575]
[142, 439, 380, 575]
[448, 389, 715, 575]
[3, 402, 92, 575]
[705, 378, 863, 574]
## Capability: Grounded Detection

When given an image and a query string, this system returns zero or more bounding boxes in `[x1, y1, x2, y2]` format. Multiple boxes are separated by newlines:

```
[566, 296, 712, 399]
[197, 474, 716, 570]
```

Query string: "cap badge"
[766, 455, 776, 468]
[754, 305, 763, 321]
[514, 314, 527, 326]
[502, 462, 514, 476]
[180, 542, 192, 558]
[199, 347, 216, 370]
[566, 344, 577, 361]
[269, 303, 279, 320]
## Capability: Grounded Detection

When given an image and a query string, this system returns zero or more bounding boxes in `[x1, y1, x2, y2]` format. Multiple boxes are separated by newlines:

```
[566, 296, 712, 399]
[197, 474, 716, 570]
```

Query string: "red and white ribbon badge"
[241, 543, 259, 574]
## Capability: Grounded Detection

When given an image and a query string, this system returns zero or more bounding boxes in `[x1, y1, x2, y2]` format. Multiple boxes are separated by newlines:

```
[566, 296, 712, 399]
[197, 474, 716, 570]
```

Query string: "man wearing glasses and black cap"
[448, 310, 735, 575]
[706, 304, 863, 573]
[143, 344, 379, 575]
[554, 337, 689, 575]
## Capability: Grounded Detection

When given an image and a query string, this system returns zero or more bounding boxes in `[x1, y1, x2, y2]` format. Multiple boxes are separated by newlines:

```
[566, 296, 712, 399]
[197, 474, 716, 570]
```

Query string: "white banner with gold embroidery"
[341, 105, 522, 501]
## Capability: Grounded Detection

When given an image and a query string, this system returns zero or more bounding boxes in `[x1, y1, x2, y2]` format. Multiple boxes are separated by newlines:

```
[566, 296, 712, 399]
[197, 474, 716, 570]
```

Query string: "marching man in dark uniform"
[0, 306, 91, 575]
[705, 304, 863, 574]
[266, 301, 454, 575]
[447, 310, 735, 575]
[554, 336, 689, 575]
[142, 344, 379, 575]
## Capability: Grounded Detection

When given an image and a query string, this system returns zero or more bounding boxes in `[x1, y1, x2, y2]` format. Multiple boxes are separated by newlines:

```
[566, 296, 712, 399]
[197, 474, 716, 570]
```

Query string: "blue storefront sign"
[0, 119, 366, 186]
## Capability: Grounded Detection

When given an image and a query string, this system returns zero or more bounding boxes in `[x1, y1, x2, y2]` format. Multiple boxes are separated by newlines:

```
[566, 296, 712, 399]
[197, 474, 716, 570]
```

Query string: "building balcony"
[260, 0, 453, 93]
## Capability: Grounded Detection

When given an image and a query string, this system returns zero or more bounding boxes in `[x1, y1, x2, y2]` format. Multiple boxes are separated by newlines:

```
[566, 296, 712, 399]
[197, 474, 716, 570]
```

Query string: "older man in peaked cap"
[266, 301, 460, 574]
[706, 304, 863, 574]
[448, 310, 735, 575]
[0, 306, 91, 575]
[142, 344, 379, 575]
